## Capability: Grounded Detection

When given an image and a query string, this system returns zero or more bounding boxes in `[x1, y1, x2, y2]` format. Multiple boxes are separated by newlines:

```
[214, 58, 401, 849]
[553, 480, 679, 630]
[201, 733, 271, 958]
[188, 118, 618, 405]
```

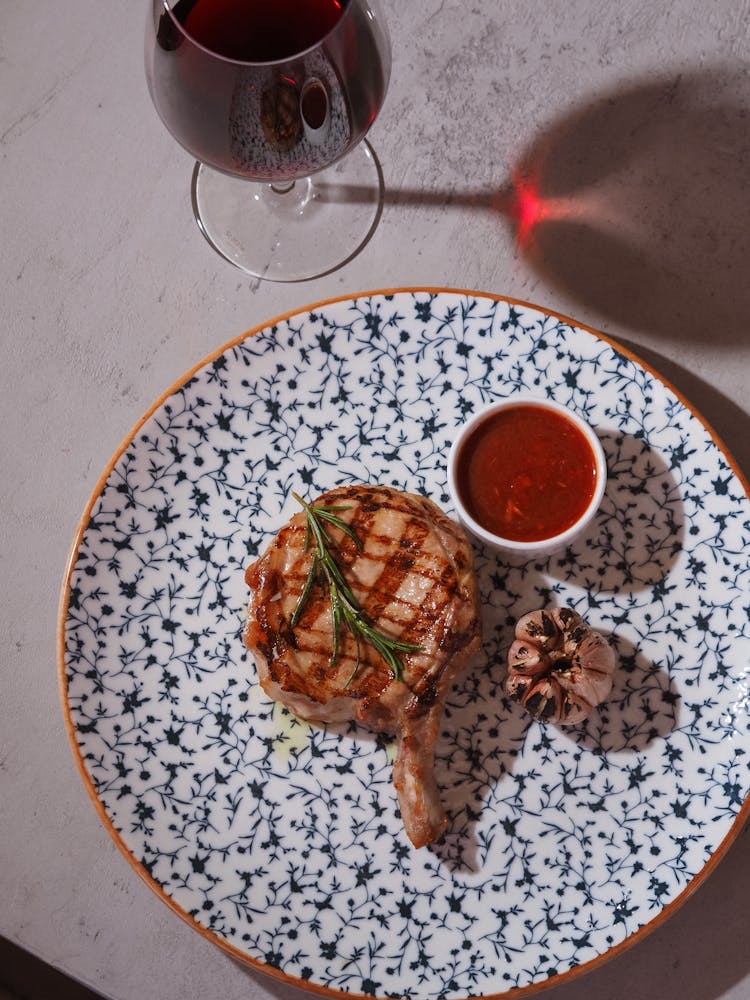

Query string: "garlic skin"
[506, 608, 616, 724]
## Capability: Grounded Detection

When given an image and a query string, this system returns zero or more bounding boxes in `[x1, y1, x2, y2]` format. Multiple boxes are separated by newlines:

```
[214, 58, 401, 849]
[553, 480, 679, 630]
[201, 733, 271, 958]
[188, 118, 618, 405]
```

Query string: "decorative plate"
[59, 290, 750, 999]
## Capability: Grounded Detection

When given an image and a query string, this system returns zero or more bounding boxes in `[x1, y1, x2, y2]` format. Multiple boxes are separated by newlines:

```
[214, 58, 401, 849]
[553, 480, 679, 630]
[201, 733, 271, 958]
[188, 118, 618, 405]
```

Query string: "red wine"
[148, 0, 388, 182]
[183, 0, 346, 62]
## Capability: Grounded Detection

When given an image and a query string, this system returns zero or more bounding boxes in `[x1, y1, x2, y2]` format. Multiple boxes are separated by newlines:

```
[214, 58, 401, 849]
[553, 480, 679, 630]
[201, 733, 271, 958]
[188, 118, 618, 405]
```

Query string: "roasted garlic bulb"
[505, 607, 615, 725]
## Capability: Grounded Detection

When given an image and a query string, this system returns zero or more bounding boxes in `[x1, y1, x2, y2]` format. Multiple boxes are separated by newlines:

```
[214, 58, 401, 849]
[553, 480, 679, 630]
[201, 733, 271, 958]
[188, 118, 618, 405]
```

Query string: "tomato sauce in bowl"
[448, 397, 606, 558]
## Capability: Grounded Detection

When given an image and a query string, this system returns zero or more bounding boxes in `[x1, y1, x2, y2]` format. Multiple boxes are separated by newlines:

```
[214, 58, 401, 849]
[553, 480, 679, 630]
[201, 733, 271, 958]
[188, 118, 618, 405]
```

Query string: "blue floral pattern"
[62, 291, 750, 998]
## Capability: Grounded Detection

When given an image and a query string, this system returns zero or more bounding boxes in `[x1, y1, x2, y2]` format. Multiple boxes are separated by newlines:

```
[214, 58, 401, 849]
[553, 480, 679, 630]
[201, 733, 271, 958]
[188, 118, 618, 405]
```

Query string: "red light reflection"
[501, 170, 587, 248]
[509, 172, 547, 246]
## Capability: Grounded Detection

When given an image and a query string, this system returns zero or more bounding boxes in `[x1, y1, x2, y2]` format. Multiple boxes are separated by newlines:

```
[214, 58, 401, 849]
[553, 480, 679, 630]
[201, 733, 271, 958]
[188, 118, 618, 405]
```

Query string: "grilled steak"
[243, 484, 482, 847]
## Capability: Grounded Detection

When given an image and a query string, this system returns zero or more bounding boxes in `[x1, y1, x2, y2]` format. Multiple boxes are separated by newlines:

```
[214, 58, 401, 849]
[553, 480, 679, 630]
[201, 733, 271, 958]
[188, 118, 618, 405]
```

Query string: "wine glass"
[145, 0, 391, 281]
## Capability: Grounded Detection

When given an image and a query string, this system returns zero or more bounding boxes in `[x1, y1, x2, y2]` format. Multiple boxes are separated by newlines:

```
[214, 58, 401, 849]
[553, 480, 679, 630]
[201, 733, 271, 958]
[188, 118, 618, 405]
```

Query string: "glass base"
[190, 141, 384, 282]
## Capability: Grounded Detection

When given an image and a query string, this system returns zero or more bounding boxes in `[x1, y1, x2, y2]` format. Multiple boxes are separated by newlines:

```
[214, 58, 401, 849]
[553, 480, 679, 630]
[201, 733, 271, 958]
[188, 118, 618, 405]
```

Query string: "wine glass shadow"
[329, 67, 750, 352]
[509, 67, 750, 348]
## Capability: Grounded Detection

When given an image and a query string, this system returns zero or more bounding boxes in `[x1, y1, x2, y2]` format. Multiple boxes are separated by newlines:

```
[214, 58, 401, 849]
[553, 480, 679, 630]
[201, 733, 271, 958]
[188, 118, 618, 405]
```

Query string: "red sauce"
[455, 404, 599, 542]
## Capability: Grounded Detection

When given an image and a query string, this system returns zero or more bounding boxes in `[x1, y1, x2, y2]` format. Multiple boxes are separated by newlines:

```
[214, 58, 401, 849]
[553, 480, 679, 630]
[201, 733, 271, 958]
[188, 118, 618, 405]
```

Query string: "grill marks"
[350, 512, 433, 638]
[270, 492, 462, 681]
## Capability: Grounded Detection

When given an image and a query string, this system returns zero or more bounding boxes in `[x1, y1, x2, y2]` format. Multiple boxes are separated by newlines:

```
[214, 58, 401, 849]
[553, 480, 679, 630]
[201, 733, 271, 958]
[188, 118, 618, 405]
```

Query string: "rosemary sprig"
[290, 491, 422, 684]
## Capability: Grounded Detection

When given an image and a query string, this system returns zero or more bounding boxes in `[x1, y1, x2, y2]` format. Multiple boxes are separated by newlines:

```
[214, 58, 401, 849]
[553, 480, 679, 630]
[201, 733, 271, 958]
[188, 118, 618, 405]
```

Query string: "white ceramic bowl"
[447, 395, 607, 559]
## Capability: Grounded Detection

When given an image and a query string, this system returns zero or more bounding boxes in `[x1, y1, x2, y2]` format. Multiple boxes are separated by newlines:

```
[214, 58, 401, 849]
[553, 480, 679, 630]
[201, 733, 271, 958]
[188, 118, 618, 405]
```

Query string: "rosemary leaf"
[290, 552, 318, 628]
[330, 581, 342, 665]
[290, 492, 422, 681]
[314, 508, 363, 549]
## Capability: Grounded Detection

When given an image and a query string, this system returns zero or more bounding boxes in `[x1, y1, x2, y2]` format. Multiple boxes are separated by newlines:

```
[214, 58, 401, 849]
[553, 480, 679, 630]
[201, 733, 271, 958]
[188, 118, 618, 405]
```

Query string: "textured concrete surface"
[2, 1, 750, 998]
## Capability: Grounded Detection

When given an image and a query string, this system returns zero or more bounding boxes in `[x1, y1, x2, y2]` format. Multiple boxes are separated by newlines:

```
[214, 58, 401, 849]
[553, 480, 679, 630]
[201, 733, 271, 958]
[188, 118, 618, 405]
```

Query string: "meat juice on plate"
[148, 0, 388, 181]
